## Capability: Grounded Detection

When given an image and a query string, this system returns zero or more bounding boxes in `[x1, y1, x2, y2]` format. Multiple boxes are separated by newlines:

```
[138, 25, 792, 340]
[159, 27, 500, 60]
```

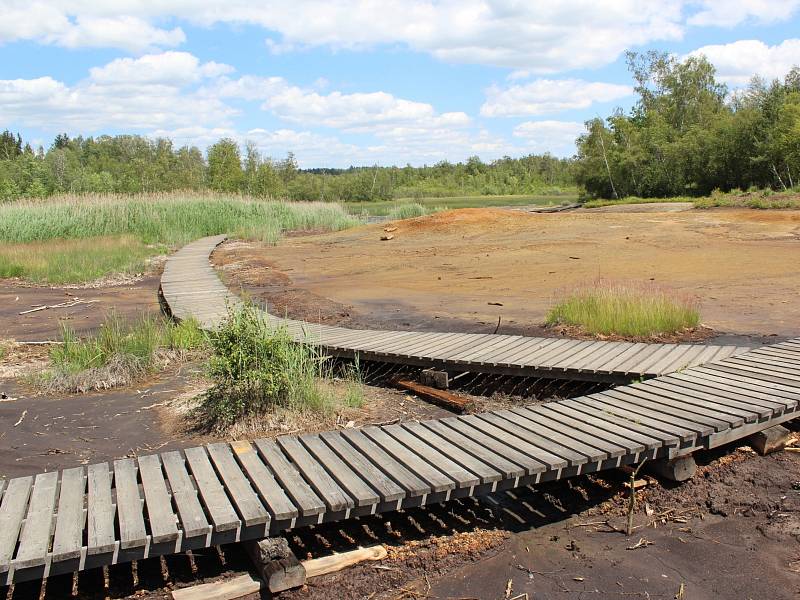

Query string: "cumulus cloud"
[688, 0, 800, 27]
[0, 1, 684, 71]
[0, 2, 184, 52]
[513, 120, 585, 156]
[481, 79, 632, 117]
[689, 39, 800, 86]
[0, 52, 235, 131]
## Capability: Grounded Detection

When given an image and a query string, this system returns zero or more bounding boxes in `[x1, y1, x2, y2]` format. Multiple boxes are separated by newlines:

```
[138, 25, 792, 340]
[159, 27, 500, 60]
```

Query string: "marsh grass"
[43, 313, 207, 392]
[344, 193, 575, 216]
[0, 236, 161, 283]
[387, 203, 431, 220]
[546, 279, 700, 338]
[200, 302, 363, 432]
[0, 192, 360, 283]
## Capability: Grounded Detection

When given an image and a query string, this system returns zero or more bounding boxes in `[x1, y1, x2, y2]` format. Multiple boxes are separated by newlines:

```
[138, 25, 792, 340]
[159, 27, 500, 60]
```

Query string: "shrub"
[200, 303, 335, 431]
[546, 279, 700, 338]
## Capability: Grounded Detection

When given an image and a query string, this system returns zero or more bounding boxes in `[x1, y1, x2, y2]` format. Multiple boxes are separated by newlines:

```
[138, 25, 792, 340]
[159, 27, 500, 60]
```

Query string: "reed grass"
[546, 279, 700, 337]
[0, 192, 360, 282]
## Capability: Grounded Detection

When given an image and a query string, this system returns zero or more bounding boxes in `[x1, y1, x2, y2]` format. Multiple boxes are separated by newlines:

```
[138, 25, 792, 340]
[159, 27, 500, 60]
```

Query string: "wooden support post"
[420, 368, 450, 389]
[748, 425, 791, 456]
[390, 377, 473, 413]
[244, 537, 306, 594]
[647, 454, 697, 483]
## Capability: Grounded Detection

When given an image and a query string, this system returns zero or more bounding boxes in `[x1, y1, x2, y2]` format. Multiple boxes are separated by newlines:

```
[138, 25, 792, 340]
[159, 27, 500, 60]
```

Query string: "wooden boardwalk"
[2, 235, 797, 586]
[160, 235, 751, 383]
[2, 339, 799, 585]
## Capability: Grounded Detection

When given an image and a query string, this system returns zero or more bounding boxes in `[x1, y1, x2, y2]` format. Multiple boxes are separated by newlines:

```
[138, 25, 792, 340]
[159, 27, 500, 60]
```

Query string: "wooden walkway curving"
[160, 235, 751, 383]
[2, 236, 797, 586]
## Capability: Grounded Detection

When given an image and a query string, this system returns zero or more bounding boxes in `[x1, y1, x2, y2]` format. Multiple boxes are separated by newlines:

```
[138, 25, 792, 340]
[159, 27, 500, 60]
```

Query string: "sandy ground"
[218, 206, 800, 340]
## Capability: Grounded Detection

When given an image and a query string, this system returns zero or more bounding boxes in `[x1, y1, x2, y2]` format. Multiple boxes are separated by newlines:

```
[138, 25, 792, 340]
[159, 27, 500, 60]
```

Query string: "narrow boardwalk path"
[2, 236, 797, 586]
[161, 235, 750, 383]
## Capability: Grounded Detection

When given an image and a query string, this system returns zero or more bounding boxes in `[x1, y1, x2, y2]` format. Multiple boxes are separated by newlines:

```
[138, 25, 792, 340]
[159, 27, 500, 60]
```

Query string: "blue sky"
[1, 1, 800, 167]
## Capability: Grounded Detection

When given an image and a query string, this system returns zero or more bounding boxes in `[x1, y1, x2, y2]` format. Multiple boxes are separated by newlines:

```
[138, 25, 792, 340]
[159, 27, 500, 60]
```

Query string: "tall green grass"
[200, 303, 362, 432]
[0, 193, 359, 245]
[546, 280, 700, 338]
[0, 236, 160, 283]
[387, 203, 430, 220]
[44, 313, 206, 392]
[0, 193, 360, 282]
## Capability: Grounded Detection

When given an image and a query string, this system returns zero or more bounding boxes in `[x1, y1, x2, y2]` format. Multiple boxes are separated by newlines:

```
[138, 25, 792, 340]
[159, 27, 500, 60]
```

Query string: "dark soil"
[0, 275, 162, 341]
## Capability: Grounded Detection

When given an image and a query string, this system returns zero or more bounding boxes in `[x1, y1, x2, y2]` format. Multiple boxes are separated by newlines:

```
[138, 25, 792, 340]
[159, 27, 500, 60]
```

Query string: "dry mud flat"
[216, 206, 800, 340]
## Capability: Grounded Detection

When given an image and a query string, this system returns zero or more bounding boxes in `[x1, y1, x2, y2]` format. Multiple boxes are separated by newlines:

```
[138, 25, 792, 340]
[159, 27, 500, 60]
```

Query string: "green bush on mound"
[546, 280, 700, 338]
[200, 303, 363, 432]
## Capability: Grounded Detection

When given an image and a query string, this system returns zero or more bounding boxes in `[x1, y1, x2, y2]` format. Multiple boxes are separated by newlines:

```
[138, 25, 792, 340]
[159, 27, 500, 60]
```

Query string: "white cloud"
[0, 52, 236, 132]
[89, 52, 233, 86]
[688, 0, 800, 27]
[481, 79, 632, 117]
[0, 2, 184, 53]
[217, 75, 471, 134]
[513, 120, 585, 156]
[689, 39, 800, 86]
[0, 1, 684, 71]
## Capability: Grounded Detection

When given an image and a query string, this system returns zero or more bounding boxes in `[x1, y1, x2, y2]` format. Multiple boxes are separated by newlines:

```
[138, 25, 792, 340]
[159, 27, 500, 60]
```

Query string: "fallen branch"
[19, 299, 97, 315]
[14, 409, 27, 427]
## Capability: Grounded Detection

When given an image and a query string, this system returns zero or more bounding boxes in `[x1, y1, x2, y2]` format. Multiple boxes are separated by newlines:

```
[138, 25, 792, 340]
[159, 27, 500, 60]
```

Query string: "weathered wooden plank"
[207, 443, 270, 528]
[87, 463, 115, 555]
[253, 439, 326, 517]
[161, 451, 210, 540]
[0, 477, 33, 573]
[183, 446, 240, 533]
[422, 419, 526, 479]
[319, 431, 406, 503]
[338, 428, 430, 496]
[299, 434, 380, 507]
[14, 471, 59, 569]
[383, 424, 481, 488]
[137, 455, 179, 544]
[589, 390, 715, 436]
[277, 437, 354, 512]
[361, 426, 456, 493]
[494, 408, 610, 462]
[438, 417, 547, 476]
[459, 414, 569, 470]
[229, 441, 298, 521]
[649, 378, 774, 419]
[114, 458, 148, 550]
[51, 467, 87, 563]
[620, 385, 745, 429]
[476, 412, 589, 466]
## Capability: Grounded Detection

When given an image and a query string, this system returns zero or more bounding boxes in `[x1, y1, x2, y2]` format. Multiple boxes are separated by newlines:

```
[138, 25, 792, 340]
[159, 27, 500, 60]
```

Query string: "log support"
[748, 425, 791, 456]
[647, 454, 697, 482]
[244, 537, 306, 594]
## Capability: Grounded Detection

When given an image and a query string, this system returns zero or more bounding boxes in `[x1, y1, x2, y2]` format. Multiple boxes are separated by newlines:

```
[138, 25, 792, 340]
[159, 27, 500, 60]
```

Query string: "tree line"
[577, 51, 800, 198]
[0, 131, 575, 202]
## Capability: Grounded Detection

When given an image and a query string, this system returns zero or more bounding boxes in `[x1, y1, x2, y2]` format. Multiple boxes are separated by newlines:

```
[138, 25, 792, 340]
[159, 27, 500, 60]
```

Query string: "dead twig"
[13, 409, 27, 427]
[626, 459, 647, 536]
[19, 299, 97, 315]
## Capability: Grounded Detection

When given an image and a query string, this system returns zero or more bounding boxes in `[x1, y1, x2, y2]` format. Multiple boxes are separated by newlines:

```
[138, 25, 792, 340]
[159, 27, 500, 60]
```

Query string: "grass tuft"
[43, 313, 206, 392]
[387, 203, 430, 220]
[199, 302, 362, 432]
[546, 279, 700, 338]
